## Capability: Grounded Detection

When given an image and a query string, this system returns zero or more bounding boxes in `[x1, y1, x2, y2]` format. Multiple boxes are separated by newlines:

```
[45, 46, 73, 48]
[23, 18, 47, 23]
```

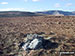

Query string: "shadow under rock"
[42, 40, 59, 50]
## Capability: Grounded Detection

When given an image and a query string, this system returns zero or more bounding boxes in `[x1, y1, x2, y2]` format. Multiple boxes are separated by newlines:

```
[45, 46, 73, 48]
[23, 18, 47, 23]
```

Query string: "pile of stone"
[20, 34, 44, 51]
[20, 34, 58, 51]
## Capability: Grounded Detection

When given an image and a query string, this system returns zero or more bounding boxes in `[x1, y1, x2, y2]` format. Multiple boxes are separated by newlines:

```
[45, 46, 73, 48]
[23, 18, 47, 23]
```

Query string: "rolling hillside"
[0, 11, 42, 17]
[37, 10, 75, 16]
[0, 10, 75, 17]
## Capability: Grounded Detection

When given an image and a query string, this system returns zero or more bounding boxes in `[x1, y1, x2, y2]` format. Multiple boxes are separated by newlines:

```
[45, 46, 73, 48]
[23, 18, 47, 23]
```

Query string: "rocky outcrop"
[20, 34, 59, 51]
[20, 34, 43, 51]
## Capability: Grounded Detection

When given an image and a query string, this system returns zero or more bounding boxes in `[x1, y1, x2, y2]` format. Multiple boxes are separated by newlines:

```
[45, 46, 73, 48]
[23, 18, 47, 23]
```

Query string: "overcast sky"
[0, 0, 75, 12]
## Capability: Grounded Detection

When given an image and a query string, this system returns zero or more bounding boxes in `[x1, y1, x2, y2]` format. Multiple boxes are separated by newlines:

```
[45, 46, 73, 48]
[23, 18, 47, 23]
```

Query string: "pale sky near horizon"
[0, 0, 75, 12]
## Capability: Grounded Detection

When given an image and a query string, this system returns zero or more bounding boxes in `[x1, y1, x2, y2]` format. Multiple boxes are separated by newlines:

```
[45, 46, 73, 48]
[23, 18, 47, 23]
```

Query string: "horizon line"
[0, 10, 75, 12]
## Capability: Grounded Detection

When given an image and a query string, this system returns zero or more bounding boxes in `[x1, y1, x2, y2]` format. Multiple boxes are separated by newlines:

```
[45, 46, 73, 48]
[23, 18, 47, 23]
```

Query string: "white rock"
[22, 42, 29, 50]
[28, 38, 42, 49]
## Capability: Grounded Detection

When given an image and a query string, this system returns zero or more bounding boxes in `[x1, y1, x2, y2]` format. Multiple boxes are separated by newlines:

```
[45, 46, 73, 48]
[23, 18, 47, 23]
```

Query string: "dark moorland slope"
[0, 11, 43, 17]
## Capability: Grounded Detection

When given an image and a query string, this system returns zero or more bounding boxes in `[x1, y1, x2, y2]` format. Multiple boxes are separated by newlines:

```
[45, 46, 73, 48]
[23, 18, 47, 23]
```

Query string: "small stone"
[49, 31, 55, 35]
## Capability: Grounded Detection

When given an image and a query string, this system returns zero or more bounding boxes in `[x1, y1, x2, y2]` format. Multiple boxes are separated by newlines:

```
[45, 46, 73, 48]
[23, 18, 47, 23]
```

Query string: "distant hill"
[0, 10, 75, 17]
[0, 11, 42, 17]
[37, 10, 75, 16]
